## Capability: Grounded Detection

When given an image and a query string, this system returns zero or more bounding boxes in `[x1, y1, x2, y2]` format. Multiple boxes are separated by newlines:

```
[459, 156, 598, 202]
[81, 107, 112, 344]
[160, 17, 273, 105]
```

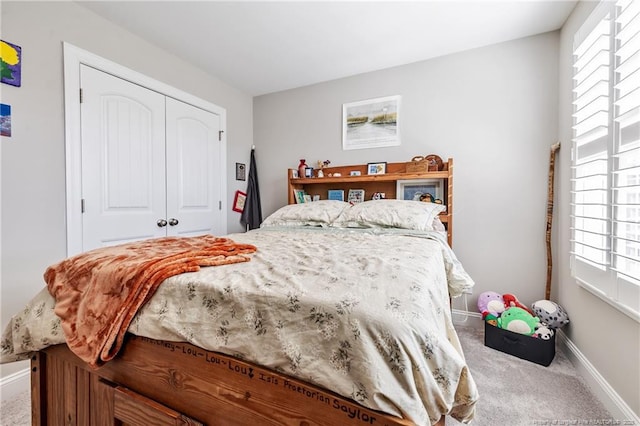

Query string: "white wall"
[254, 32, 560, 309]
[557, 1, 639, 418]
[0, 1, 253, 380]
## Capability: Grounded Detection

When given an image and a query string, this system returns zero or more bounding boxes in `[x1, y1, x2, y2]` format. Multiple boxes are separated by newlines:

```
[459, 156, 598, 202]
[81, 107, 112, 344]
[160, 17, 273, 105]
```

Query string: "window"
[571, 0, 640, 321]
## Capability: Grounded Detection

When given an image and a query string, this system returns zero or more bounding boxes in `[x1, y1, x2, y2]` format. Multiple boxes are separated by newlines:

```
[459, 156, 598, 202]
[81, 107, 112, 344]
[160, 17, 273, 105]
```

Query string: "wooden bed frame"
[31, 335, 444, 425]
[29, 158, 455, 425]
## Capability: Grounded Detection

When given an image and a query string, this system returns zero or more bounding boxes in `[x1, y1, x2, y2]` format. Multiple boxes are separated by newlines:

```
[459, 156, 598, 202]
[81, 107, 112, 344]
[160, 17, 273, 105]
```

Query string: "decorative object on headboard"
[406, 154, 443, 173]
[287, 158, 454, 246]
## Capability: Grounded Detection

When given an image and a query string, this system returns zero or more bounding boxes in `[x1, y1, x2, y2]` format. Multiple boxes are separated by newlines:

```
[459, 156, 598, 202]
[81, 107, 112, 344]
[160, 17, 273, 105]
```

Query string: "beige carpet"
[0, 320, 614, 425]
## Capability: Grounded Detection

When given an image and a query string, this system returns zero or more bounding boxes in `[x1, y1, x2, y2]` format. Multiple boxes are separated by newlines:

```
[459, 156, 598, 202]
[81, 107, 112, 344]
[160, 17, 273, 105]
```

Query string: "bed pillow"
[261, 200, 351, 227]
[332, 199, 446, 231]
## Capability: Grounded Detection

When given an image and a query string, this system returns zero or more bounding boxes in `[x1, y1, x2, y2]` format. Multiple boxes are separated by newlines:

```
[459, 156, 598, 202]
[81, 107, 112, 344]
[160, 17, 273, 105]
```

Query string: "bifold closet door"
[165, 97, 223, 238]
[80, 65, 167, 250]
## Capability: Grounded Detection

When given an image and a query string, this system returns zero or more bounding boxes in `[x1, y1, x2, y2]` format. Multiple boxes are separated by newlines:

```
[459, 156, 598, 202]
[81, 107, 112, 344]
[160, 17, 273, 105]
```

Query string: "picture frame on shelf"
[303, 194, 312, 203]
[291, 169, 299, 179]
[348, 189, 366, 204]
[327, 189, 345, 201]
[367, 162, 387, 175]
[232, 190, 247, 213]
[293, 189, 306, 204]
[396, 179, 444, 204]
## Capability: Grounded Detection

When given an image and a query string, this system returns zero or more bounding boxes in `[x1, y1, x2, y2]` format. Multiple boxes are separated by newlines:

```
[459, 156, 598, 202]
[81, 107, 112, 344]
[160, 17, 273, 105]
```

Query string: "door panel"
[81, 65, 167, 250]
[166, 97, 223, 237]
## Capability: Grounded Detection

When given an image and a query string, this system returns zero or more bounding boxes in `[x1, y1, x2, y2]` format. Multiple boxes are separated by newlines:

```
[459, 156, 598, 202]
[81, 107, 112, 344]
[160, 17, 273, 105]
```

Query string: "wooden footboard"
[31, 335, 445, 426]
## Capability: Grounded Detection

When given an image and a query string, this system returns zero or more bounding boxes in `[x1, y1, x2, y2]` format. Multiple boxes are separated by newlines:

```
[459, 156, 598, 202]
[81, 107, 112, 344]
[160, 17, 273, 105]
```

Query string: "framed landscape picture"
[343, 95, 400, 150]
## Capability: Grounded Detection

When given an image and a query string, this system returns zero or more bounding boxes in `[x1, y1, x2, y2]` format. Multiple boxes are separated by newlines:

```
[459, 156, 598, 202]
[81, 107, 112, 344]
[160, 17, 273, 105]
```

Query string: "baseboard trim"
[557, 330, 639, 423]
[0, 367, 30, 402]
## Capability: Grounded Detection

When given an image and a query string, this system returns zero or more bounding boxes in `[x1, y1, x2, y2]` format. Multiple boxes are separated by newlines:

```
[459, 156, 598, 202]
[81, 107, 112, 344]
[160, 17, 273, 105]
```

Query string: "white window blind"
[571, 0, 640, 321]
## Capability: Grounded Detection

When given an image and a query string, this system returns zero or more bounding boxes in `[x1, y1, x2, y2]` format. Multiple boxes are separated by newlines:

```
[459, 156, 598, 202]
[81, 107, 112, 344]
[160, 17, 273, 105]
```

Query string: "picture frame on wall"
[396, 179, 444, 204]
[236, 163, 246, 181]
[232, 190, 247, 213]
[342, 95, 400, 150]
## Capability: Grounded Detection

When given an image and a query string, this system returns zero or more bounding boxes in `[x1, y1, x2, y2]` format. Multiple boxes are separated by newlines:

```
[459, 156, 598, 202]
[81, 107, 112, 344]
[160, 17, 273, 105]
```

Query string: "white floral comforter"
[1, 227, 478, 425]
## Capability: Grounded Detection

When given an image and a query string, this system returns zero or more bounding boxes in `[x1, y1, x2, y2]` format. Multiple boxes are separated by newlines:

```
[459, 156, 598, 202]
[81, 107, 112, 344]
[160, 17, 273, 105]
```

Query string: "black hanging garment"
[240, 147, 263, 230]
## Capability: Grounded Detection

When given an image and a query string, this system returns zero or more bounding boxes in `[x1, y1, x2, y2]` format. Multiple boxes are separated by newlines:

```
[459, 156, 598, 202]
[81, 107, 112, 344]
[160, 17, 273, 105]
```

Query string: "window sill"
[576, 279, 640, 323]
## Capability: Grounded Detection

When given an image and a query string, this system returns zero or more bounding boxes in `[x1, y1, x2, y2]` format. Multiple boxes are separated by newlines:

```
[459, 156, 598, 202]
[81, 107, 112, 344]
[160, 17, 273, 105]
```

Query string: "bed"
[1, 179, 478, 426]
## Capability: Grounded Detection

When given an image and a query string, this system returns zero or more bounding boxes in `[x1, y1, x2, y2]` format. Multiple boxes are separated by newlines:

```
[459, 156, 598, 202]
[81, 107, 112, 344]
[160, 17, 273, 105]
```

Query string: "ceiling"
[78, 1, 577, 96]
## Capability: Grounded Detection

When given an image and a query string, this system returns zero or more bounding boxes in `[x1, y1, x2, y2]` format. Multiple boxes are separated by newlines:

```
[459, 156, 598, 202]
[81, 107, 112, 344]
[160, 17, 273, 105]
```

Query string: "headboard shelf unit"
[287, 158, 454, 246]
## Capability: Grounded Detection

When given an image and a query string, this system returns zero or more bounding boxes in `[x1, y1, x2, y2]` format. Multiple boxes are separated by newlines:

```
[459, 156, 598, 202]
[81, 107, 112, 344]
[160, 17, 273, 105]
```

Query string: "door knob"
[168, 218, 179, 226]
[157, 219, 167, 227]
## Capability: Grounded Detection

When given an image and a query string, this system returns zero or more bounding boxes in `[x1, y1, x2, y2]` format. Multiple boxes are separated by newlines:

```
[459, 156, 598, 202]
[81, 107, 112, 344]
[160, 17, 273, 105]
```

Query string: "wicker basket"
[405, 155, 442, 173]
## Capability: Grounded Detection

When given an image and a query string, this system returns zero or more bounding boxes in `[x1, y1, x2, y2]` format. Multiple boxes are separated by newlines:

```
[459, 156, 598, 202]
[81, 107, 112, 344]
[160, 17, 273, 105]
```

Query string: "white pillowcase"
[332, 199, 445, 231]
[261, 200, 351, 227]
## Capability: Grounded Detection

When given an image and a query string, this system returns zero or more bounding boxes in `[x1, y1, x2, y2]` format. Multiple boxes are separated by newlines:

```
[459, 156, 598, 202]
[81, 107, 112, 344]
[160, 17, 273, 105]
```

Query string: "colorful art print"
[367, 162, 387, 175]
[1, 40, 22, 87]
[327, 189, 344, 201]
[0, 104, 11, 137]
[232, 190, 247, 213]
[348, 189, 365, 204]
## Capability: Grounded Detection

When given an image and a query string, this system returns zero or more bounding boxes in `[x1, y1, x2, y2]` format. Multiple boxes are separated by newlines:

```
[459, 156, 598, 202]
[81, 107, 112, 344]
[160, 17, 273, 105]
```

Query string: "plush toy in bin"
[533, 324, 555, 340]
[497, 307, 540, 336]
[477, 291, 506, 317]
[503, 293, 534, 315]
[531, 300, 570, 330]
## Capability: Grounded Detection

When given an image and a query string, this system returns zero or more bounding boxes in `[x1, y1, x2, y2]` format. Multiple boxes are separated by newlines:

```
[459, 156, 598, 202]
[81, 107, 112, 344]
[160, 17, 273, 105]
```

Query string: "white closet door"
[165, 97, 223, 237]
[80, 65, 167, 249]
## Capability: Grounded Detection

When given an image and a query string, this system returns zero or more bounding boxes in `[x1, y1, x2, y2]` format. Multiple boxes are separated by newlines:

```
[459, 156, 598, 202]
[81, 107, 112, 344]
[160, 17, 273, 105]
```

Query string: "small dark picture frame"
[232, 190, 247, 212]
[367, 162, 387, 175]
[236, 163, 246, 181]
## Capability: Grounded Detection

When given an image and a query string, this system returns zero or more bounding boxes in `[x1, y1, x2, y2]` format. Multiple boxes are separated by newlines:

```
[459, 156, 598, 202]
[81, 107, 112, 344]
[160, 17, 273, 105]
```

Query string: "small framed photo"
[291, 169, 299, 178]
[293, 189, 306, 204]
[396, 179, 444, 204]
[348, 189, 365, 204]
[303, 194, 312, 203]
[327, 189, 345, 201]
[367, 162, 387, 175]
[232, 190, 247, 213]
[235, 163, 246, 181]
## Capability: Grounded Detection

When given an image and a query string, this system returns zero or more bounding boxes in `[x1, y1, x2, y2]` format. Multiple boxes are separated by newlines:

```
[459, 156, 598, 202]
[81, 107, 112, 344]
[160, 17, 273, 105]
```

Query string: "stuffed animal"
[477, 291, 505, 317]
[483, 313, 499, 327]
[532, 324, 555, 340]
[497, 307, 540, 336]
[503, 293, 533, 315]
[531, 300, 570, 330]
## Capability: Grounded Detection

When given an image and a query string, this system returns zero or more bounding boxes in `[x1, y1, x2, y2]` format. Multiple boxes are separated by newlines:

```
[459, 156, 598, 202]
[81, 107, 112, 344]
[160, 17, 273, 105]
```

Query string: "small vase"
[298, 159, 307, 178]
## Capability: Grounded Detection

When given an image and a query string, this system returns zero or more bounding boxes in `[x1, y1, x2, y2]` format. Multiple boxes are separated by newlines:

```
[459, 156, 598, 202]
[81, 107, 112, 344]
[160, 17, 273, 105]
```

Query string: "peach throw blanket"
[44, 235, 256, 367]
